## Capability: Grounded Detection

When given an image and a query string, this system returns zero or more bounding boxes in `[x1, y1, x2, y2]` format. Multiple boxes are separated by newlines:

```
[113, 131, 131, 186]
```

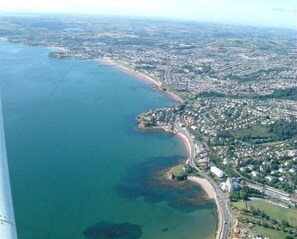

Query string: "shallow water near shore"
[0, 40, 217, 239]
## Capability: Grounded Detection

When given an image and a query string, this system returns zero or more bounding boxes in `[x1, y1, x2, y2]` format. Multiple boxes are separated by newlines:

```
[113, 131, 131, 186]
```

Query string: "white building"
[265, 176, 274, 182]
[222, 158, 230, 165]
[288, 149, 297, 157]
[210, 166, 225, 178]
[226, 177, 241, 192]
[251, 171, 260, 177]
[289, 168, 295, 174]
[279, 176, 286, 182]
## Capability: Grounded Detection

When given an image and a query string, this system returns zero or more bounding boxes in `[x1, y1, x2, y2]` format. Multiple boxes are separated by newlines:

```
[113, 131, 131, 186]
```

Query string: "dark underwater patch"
[113, 155, 214, 213]
[83, 221, 142, 239]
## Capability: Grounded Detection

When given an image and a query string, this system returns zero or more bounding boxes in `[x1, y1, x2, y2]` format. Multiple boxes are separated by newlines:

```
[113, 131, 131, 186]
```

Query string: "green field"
[254, 225, 291, 239]
[169, 164, 185, 177]
[231, 125, 272, 138]
[233, 199, 297, 227]
[233, 201, 248, 210]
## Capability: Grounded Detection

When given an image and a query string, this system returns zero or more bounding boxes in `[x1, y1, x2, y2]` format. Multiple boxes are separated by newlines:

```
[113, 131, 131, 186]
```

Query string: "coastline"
[188, 176, 216, 199]
[42, 44, 221, 238]
[188, 176, 223, 239]
[137, 122, 222, 239]
[1, 40, 222, 239]
[139, 125, 192, 157]
[96, 55, 223, 239]
[176, 131, 192, 163]
[48, 46, 68, 52]
[95, 57, 184, 103]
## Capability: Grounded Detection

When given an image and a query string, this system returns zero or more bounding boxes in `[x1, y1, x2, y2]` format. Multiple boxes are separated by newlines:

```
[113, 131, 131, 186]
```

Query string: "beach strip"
[96, 56, 223, 239]
[188, 176, 223, 239]
[176, 131, 192, 163]
[95, 58, 183, 103]
[188, 176, 216, 199]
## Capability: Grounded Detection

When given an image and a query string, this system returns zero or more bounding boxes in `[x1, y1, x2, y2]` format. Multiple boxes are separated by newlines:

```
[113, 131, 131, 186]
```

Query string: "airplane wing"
[0, 96, 18, 239]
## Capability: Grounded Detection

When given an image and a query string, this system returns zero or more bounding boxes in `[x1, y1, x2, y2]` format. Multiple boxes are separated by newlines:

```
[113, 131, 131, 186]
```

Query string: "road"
[235, 168, 296, 206]
[174, 122, 232, 239]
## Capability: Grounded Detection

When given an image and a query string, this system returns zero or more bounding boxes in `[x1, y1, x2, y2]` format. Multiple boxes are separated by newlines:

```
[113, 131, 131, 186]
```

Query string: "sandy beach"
[188, 176, 223, 239]
[188, 176, 216, 199]
[95, 56, 222, 239]
[153, 85, 184, 103]
[177, 129, 223, 239]
[95, 58, 183, 103]
[139, 124, 192, 158]
[176, 131, 192, 161]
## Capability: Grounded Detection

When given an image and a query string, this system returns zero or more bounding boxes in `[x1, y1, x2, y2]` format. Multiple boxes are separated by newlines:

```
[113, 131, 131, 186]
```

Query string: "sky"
[0, 0, 296, 29]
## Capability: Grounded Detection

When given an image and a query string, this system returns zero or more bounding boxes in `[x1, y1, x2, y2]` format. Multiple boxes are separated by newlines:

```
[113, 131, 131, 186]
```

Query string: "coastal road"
[174, 123, 232, 239]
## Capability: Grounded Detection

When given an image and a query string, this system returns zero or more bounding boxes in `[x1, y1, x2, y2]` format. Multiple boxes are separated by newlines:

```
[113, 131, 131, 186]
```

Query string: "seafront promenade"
[0, 96, 18, 239]
[137, 83, 232, 239]
[173, 122, 232, 239]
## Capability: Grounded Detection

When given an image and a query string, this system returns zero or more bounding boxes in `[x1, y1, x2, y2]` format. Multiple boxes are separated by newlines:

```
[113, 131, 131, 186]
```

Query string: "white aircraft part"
[0, 96, 18, 238]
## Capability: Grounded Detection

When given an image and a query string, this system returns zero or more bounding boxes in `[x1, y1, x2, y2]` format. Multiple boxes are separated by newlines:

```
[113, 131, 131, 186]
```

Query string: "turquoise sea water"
[0, 40, 217, 239]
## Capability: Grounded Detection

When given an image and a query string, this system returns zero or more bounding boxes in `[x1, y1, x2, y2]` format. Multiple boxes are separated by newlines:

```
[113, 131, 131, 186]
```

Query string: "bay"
[0, 40, 217, 239]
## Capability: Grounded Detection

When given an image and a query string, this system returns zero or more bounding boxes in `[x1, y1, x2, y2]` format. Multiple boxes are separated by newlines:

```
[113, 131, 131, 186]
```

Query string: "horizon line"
[0, 11, 296, 32]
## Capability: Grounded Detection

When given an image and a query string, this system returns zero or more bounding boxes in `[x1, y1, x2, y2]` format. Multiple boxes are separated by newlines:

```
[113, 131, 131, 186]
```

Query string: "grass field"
[233, 199, 297, 227]
[169, 164, 185, 177]
[231, 125, 272, 138]
[254, 225, 291, 239]
[233, 201, 248, 210]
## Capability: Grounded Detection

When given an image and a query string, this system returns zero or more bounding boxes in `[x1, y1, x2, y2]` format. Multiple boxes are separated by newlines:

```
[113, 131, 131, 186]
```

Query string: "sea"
[0, 40, 217, 239]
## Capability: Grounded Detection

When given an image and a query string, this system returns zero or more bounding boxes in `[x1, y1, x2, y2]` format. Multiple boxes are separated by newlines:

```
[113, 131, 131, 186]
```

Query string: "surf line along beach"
[96, 57, 219, 200]
[96, 57, 223, 239]
[138, 118, 223, 239]
[95, 57, 184, 103]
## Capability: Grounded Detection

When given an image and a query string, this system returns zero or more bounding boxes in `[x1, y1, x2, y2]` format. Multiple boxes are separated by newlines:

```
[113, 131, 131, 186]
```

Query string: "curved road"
[174, 122, 232, 239]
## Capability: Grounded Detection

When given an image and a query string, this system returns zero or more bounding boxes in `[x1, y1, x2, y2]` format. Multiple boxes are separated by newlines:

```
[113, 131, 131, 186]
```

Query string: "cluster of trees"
[215, 129, 271, 144]
[240, 216, 297, 237]
[239, 206, 297, 237]
[285, 236, 296, 239]
[195, 87, 297, 101]
[196, 91, 226, 98]
[144, 118, 157, 127]
[236, 135, 271, 144]
[215, 119, 297, 144]
[229, 186, 263, 202]
[249, 206, 271, 220]
[256, 87, 297, 100]
[268, 119, 297, 141]
[229, 191, 246, 202]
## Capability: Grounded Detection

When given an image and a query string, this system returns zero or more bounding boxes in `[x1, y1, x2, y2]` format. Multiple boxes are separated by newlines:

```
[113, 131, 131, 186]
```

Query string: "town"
[0, 15, 296, 239]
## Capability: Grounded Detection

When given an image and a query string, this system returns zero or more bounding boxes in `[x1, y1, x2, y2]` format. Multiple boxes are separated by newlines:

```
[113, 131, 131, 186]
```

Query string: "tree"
[229, 191, 240, 202]
[240, 191, 248, 200]
[281, 220, 290, 228]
